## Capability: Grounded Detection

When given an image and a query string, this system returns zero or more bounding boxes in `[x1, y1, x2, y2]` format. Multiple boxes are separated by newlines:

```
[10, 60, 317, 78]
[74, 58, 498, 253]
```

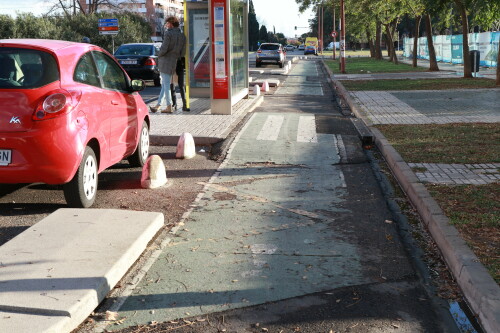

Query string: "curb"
[321, 59, 500, 333]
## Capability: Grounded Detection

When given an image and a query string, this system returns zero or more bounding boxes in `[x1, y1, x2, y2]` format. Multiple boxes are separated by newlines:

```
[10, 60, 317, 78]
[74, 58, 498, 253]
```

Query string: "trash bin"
[470, 50, 480, 73]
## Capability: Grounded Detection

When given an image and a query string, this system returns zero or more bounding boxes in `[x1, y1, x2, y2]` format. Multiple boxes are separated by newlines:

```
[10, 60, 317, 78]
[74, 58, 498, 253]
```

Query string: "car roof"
[0, 39, 82, 52]
[118, 43, 157, 46]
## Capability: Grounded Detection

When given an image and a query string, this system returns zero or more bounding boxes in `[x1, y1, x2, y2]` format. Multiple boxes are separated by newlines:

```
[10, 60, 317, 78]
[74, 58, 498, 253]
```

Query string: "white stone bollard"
[287, 60, 292, 67]
[261, 81, 270, 92]
[141, 155, 167, 189]
[253, 84, 260, 96]
[176, 132, 196, 159]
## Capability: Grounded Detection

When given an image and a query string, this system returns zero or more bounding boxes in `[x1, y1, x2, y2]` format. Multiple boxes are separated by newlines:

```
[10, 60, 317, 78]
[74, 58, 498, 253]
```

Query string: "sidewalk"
[398, 56, 497, 79]
[326, 59, 500, 333]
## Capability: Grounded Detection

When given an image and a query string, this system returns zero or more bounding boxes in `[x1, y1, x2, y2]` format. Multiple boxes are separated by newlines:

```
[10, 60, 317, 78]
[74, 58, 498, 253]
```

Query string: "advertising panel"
[211, 0, 229, 99]
[189, 9, 210, 87]
[451, 34, 463, 64]
[477, 32, 492, 66]
[442, 35, 452, 62]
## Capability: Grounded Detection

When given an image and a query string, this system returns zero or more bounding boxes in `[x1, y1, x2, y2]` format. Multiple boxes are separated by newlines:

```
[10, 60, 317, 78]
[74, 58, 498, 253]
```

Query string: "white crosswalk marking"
[256, 115, 285, 141]
[297, 116, 318, 143]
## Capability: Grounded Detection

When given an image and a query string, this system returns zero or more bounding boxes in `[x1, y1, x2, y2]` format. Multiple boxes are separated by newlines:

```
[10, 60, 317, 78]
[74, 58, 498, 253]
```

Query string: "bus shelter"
[184, 0, 249, 115]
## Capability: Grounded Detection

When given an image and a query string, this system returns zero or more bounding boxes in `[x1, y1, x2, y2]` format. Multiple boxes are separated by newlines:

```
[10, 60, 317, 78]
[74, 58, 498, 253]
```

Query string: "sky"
[0, 0, 53, 17]
[252, 0, 314, 38]
[1, 0, 315, 38]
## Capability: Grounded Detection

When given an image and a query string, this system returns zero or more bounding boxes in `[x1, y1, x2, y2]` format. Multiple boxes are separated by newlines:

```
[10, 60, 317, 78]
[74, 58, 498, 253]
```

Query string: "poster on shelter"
[190, 10, 210, 87]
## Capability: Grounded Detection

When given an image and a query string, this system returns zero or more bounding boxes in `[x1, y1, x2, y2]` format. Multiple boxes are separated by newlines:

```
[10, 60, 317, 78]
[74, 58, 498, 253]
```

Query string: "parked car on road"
[298, 44, 305, 51]
[0, 39, 150, 208]
[256, 43, 286, 68]
[286, 45, 294, 52]
[114, 43, 161, 86]
[304, 45, 317, 55]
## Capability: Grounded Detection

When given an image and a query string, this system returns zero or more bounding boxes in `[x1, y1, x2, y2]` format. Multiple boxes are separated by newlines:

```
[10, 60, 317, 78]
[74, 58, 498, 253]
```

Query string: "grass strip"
[340, 78, 497, 91]
[325, 57, 426, 74]
[376, 123, 500, 164]
[428, 184, 499, 283]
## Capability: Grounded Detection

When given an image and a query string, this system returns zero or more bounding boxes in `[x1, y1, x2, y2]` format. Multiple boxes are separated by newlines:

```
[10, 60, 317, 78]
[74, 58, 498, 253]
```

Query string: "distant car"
[286, 45, 294, 52]
[304, 45, 317, 55]
[256, 43, 286, 68]
[0, 39, 150, 208]
[114, 43, 161, 86]
[298, 44, 305, 51]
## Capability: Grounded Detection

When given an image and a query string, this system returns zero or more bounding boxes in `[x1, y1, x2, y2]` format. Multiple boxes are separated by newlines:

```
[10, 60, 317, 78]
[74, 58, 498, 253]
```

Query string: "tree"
[424, 13, 439, 71]
[248, 0, 260, 51]
[0, 14, 16, 39]
[259, 25, 268, 42]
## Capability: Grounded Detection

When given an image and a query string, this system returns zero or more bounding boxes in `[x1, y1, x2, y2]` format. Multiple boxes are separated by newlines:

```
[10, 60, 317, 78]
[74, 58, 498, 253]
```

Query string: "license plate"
[120, 60, 137, 65]
[0, 149, 12, 166]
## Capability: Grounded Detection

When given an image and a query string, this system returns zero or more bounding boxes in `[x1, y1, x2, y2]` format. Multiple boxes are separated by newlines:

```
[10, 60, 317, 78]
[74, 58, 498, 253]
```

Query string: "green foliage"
[1, 12, 152, 53]
[0, 14, 16, 39]
[248, 0, 260, 51]
[259, 25, 268, 42]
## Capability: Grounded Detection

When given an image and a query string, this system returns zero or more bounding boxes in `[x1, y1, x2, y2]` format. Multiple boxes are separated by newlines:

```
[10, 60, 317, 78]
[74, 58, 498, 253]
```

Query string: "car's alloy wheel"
[128, 121, 150, 167]
[63, 146, 98, 208]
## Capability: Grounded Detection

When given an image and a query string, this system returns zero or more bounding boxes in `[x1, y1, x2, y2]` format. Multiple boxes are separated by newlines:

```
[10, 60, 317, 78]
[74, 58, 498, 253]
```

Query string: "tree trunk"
[366, 29, 375, 58]
[375, 21, 382, 60]
[496, 44, 500, 85]
[413, 15, 421, 67]
[425, 13, 439, 71]
[390, 21, 399, 64]
[455, 0, 472, 78]
[385, 33, 392, 58]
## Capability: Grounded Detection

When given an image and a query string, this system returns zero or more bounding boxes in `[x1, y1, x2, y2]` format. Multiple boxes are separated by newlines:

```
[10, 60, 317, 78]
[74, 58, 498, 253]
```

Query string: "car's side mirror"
[130, 79, 146, 92]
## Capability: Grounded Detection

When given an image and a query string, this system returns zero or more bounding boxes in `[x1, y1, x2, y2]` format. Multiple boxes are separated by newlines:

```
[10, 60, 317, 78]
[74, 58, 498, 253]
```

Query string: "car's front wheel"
[63, 146, 98, 208]
[128, 121, 150, 167]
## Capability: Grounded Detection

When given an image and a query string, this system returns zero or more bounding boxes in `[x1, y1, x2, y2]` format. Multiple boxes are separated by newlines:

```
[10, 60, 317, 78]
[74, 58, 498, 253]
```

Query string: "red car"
[0, 39, 150, 208]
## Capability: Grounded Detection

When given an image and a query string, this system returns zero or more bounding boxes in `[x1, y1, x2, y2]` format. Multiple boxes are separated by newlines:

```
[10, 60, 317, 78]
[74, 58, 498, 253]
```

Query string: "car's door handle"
[111, 100, 119, 105]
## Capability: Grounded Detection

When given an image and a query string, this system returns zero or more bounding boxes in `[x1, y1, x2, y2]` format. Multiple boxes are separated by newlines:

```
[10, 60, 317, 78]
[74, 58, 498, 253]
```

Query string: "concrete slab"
[0, 208, 164, 333]
[249, 79, 281, 87]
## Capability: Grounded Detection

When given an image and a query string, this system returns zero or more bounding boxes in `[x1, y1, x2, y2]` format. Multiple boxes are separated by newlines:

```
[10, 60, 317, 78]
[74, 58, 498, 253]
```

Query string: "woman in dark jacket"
[151, 16, 186, 113]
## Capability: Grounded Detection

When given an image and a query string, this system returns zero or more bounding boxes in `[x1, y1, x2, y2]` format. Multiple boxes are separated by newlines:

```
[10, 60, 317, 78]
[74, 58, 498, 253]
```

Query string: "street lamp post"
[340, 0, 346, 73]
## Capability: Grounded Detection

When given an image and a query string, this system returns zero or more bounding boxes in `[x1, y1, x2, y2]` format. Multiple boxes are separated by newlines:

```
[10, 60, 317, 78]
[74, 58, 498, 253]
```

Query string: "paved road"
[85, 59, 460, 333]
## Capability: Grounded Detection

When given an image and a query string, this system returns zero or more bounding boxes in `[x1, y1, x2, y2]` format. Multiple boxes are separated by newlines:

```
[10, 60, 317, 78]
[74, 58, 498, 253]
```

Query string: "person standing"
[170, 57, 190, 111]
[151, 16, 186, 113]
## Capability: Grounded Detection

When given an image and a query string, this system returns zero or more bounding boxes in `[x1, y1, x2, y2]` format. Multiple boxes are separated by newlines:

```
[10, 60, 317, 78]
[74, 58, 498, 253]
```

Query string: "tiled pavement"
[350, 90, 500, 125]
[408, 163, 500, 185]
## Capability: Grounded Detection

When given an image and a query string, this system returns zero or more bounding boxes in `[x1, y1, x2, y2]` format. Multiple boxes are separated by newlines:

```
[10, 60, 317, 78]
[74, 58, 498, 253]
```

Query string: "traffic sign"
[331, 31, 337, 38]
[98, 18, 119, 35]
[98, 18, 118, 27]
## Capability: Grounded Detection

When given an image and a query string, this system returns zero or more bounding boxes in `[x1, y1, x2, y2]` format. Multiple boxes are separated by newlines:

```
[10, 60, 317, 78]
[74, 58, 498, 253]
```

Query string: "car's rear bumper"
[123, 67, 159, 80]
[0, 118, 83, 184]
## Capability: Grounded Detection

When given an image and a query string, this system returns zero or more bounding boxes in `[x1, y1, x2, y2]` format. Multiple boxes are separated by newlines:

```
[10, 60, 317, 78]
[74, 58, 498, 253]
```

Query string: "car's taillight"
[33, 89, 81, 121]
[144, 58, 156, 66]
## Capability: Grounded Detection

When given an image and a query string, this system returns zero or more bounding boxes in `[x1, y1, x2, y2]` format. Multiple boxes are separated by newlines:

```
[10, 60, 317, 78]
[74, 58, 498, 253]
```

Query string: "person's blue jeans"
[157, 72, 172, 107]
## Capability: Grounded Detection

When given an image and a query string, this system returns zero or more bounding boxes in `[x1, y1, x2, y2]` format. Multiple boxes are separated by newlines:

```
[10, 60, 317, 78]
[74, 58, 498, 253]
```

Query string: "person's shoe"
[161, 105, 173, 113]
[182, 106, 191, 112]
[150, 105, 160, 113]
[172, 104, 177, 111]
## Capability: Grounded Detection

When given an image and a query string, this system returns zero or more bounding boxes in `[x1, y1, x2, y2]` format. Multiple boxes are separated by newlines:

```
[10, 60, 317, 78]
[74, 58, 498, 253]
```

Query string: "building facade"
[79, 0, 184, 41]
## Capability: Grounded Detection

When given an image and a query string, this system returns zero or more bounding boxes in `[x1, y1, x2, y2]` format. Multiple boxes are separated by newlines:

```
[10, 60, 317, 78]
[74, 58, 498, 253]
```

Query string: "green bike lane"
[103, 60, 456, 331]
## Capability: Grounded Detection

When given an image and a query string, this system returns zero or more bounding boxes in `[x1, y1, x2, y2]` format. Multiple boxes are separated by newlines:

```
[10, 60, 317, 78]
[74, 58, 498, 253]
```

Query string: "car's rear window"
[260, 44, 280, 51]
[115, 45, 154, 56]
[0, 47, 59, 89]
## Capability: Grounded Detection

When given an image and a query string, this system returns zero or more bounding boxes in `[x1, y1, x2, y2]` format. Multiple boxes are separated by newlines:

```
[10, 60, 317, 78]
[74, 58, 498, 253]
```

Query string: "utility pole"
[332, 2, 336, 60]
[340, 0, 346, 73]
